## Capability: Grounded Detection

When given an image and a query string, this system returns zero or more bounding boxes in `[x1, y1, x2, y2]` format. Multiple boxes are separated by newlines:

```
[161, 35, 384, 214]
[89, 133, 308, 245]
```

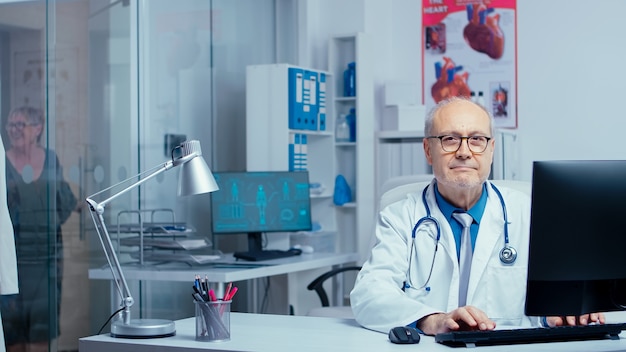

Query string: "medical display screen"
[525, 160, 626, 316]
[210, 171, 312, 234]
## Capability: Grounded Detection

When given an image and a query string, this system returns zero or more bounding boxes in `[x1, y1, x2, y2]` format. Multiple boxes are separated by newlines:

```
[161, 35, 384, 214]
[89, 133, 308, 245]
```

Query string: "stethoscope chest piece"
[499, 246, 517, 264]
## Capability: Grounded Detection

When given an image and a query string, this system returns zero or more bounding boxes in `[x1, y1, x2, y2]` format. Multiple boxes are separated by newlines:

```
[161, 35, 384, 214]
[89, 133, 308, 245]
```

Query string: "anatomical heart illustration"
[431, 57, 471, 103]
[463, 3, 504, 59]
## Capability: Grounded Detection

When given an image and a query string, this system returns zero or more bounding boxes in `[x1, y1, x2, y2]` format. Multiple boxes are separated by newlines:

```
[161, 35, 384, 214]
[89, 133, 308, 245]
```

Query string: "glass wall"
[0, 0, 293, 350]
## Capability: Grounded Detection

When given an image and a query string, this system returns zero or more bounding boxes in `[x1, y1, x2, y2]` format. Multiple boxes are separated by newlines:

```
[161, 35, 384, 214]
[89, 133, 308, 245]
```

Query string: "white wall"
[516, 0, 626, 180]
[308, 0, 626, 182]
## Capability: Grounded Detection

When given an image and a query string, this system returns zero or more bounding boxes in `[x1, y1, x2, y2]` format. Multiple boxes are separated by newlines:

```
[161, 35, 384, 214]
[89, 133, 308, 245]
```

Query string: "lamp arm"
[86, 198, 134, 324]
[93, 159, 174, 209]
[84, 155, 191, 324]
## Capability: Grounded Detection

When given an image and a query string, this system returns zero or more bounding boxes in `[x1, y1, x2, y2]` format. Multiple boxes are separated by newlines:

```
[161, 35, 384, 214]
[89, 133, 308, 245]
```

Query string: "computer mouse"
[300, 245, 314, 254]
[288, 247, 302, 255]
[291, 244, 314, 254]
[388, 326, 421, 344]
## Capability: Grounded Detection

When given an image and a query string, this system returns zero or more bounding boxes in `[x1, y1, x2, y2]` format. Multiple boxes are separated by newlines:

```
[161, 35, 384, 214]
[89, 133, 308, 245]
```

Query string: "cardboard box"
[382, 105, 426, 131]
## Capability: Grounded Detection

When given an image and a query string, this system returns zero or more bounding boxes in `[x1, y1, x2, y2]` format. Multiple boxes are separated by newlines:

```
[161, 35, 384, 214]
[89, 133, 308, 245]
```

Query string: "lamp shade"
[177, 152, 219, 196]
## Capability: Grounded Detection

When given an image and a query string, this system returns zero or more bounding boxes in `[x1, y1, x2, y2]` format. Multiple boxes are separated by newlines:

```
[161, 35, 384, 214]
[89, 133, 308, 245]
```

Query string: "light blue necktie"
[452, 212, 473, 306]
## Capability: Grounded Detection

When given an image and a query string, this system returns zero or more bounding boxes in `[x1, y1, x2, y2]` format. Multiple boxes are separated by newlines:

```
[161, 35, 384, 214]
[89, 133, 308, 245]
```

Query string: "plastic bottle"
[343, 62, 356, 97]
[346, 108, 356, 142]
[476, 91, 485, 107]
[470, 91, 476, 102]
[335, 114, 350, 142]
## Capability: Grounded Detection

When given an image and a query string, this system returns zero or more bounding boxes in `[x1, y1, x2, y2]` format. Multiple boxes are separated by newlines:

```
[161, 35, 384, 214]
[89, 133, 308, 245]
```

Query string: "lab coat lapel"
[425, 183, 462, 310]
[425, 183, 458, 269]
[466, 184, 505, 303]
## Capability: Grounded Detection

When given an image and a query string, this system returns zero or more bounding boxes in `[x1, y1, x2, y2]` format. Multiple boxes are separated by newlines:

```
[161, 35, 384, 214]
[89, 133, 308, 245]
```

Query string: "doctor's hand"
[417, 306, 496, 335]
[545, 313, 605, 327]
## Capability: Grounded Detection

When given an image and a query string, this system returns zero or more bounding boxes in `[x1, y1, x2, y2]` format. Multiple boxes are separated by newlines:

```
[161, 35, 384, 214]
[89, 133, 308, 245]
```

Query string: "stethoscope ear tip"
[425, 287, 431, 292]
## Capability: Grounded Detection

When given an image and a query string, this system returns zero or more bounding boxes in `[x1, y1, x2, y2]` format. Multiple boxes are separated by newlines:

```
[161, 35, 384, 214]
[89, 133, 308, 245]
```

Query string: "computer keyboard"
[233, 248, 302, 261]
[435, 323, 626, 348]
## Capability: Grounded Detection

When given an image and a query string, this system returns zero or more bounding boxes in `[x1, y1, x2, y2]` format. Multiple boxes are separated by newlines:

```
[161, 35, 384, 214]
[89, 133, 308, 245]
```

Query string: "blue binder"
[318, 72, 327, 131]
[288, 67, 305, 129]
[288, 133, 296, 171]
[297, 134, 308, 170]
[304, 70, 318, 130]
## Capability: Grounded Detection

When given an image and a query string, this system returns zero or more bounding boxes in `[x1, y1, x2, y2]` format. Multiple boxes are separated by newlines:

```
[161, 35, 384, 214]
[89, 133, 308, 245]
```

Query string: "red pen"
[223, 282, 233, 300]
[224, 286, 238, 301]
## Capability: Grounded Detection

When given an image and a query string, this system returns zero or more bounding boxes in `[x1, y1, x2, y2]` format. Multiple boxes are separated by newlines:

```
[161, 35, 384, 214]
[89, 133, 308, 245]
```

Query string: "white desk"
[89, 252, 356, 283]
[79, 312, 626, 352]
[89, 252, 358, 312]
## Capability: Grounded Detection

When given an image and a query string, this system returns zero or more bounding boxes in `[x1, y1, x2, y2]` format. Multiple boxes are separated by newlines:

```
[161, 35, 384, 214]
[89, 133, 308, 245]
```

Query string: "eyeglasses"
[426, 135, 492, 153]
[6, 122, 38, 130]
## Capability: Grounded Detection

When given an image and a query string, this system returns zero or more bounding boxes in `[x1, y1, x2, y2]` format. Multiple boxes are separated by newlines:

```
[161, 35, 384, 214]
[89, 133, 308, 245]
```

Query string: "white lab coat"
[350, 180, 540, 333]
[0, 136, 19, 352]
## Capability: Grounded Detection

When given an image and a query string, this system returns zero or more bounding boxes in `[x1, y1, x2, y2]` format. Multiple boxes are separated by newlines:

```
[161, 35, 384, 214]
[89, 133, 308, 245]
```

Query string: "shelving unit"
[244, 34, 374, 313]
[246, 63, 339, 315]
[327, 33, 375, 262]
[246, 63, 336, 236]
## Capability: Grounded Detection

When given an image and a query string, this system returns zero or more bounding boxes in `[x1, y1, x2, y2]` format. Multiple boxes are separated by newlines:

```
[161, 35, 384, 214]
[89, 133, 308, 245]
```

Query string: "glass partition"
[0, 0, 290, 350]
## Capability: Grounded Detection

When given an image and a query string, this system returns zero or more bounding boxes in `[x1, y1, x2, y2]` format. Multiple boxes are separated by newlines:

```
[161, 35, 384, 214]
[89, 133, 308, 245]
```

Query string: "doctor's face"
[423, 99, 494, 191]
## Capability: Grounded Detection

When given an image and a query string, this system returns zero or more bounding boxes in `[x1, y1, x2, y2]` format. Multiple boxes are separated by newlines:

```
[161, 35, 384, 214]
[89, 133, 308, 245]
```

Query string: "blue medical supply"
[346, 108, 356, 142]
[343, 62, 356, 97]
[333, 175, 352, 206]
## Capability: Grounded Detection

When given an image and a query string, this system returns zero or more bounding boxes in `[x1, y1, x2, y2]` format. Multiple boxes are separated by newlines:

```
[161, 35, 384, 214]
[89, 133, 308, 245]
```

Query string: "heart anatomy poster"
[422, 0, 517, 128]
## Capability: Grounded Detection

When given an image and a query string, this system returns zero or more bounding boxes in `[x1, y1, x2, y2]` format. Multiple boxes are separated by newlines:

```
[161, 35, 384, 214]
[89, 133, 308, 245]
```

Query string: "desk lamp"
[86, 140, 219, 338]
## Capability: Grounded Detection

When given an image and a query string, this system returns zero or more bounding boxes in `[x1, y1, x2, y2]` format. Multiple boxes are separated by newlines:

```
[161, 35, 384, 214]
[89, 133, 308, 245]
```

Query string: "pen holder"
[195, 300, 231, 342]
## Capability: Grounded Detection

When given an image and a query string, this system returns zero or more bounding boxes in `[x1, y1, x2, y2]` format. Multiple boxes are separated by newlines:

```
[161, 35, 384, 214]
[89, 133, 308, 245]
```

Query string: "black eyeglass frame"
[426, 135, 493, 153]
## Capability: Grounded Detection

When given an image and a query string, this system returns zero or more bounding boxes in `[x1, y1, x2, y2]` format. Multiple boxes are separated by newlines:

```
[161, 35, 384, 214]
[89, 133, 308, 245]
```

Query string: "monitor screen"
[210, 171, 312, 252]
[525, 160, 626, 316]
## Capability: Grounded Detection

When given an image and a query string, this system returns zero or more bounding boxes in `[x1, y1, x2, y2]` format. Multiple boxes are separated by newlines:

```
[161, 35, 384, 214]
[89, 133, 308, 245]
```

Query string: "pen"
[203, 275, 209, 292]
[201, 277, 208, 293]
[193, 285, 203, 297]
[223, 282, 233, 300]
[225, 286, 238, 301]
[192, 292, 205, 302]
[194, 274, 201, 291]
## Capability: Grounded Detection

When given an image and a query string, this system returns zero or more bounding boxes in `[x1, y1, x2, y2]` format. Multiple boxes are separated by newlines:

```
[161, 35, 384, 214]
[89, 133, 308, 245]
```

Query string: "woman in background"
[0, 107, 76, 352]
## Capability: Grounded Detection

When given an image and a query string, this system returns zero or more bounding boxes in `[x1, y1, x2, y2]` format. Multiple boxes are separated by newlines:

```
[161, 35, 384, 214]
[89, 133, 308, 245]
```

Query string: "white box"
[384, 81, 419, 106]
[382, 105, 426, 131]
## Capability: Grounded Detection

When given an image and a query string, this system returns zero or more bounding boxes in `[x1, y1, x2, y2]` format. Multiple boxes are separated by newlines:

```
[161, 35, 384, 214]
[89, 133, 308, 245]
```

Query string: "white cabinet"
[327, 33, 375, 263]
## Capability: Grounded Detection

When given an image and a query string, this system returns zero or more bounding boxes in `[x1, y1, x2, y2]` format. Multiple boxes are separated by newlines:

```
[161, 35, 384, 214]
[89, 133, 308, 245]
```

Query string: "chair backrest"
[379, 174, 434, 211]
[379, 175, 532, 212]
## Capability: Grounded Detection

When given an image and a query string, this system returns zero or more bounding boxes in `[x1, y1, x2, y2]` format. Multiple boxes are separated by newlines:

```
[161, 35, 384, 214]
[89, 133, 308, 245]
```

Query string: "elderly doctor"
[350, 96, 604, 335]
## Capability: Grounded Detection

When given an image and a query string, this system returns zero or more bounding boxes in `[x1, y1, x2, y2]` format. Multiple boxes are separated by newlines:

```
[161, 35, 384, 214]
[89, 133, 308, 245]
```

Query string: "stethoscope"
[404, 183, 517, 291]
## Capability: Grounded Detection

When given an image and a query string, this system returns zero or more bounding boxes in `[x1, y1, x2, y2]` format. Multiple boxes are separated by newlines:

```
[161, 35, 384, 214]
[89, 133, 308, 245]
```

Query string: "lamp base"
[110, 319, 176, 338]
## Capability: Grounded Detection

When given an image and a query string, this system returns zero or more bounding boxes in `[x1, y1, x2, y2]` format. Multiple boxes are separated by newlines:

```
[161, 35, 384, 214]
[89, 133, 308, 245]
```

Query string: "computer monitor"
[210, 171, 312, 254]
[525, 160, 626, 316]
